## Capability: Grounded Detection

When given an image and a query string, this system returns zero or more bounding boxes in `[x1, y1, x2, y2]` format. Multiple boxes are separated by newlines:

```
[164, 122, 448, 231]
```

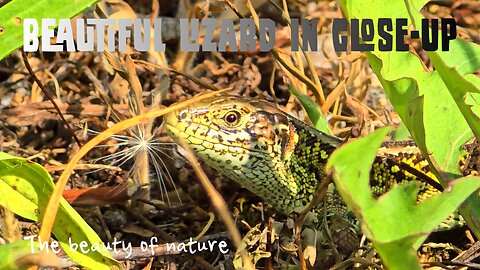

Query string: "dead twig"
[21, 49, 82, 147]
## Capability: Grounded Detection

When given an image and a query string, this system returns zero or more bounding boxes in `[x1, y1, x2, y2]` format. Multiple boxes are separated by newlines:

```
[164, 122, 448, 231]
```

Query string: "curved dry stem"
[38, 89, 230, 247]
[178, 140, 255, 270]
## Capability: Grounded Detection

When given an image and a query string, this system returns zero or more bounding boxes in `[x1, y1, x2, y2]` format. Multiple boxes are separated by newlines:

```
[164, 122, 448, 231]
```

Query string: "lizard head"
[164, 94, 296, 168]
[164, 94, 300, 212]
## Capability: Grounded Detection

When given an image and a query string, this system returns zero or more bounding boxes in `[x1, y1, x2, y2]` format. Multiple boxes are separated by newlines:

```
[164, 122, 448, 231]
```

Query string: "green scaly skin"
[163, 94, 464, 257]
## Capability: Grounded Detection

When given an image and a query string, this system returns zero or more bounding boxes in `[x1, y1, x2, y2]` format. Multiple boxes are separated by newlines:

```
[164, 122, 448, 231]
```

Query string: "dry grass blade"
[37, 89, 231, 249]
[240, 0, 325, 105]
[21, 50, 82, 147]
[125, 54, 146, 115]
[134, 59, 219, 91]
[177, 139, 255, 270]
[124, 54, 151, 201]
[323, 80, 346, 115]
[279, 0, 325, 103]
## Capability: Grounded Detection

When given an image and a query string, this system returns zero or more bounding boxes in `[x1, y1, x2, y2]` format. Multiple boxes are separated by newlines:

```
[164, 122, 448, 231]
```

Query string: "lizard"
[163, 94, 473, 263]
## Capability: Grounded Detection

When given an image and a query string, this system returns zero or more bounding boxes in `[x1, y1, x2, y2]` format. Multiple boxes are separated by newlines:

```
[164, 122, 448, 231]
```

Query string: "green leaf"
[289, 85, 330, 134]
[339, 0, 480, 238]
[428, 52, 480, 141]
[373, 237, 421, 270]
[0, 240, 42, 270]
[392, 121, 411, 141]
[0, 152, 120, 270]
[327, 128, 389, 214]
[327, 128, 480, 270]
[0, 0, 100, 60]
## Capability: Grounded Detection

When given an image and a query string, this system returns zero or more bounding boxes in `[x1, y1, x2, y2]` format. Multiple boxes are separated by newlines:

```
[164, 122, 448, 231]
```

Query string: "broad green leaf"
[326, 128, 390, 216]
[373, 237, 421, 270]
[429, 52, 480, 141]
[0, 0, 100, 60]
[365, 178, 480, 242]
[0, 152, 120, 270]
[338, 0, 480, 238]
[327, 128, 480, 269]
[327, 128, 389, 212]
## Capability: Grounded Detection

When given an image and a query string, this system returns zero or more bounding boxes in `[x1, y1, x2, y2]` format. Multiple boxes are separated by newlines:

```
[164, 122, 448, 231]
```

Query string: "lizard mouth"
[163, 111, 181, 138]
[163, 111, 179, 127]
[163, 112, 271, 159]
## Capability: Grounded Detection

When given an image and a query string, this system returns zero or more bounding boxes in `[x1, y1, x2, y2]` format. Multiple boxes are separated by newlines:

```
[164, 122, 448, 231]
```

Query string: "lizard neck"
[271, 117, 341, 214]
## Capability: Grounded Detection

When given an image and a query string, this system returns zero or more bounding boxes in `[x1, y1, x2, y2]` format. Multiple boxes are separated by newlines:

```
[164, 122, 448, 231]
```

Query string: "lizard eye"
[224, 110, 241, 125]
